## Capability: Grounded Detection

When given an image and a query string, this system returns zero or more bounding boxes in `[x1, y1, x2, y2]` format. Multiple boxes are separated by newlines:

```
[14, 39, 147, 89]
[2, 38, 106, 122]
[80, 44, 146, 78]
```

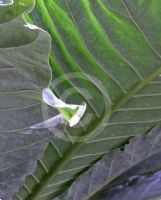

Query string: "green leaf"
[0, 1, 87, 198]
[0, 0, 35, 23]
[58, 125, 161, 200]
[0, 1, 53, 132]
[0, 127, 67, 200]
[0, 2, 69, 200]
[15, 0, 161, 199]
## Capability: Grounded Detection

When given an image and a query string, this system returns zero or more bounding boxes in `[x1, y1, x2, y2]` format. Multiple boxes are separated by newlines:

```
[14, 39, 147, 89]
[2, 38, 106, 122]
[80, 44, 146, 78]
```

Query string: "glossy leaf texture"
[0, 0, 53, 132]
[0, 0, 35, 23]
[0, 1, 67, 199]
[15, 0, 161, 199]
[58, 126, 161, 200]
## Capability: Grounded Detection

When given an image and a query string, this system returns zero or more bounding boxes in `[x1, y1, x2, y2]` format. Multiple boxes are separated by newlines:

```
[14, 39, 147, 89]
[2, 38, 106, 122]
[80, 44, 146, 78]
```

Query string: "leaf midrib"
[22, 0, 161, 199]
[112, 66, 161, 112]
[22, 64, 161, 200]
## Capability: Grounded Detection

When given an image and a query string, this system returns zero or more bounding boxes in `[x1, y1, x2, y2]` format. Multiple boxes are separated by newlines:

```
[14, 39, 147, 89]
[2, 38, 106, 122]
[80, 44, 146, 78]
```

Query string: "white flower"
[31, 88, 86, 129]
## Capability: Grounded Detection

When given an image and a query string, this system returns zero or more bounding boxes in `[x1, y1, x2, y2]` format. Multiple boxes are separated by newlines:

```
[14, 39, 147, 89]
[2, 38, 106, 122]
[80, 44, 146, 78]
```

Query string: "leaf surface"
[0, 1, 66, 200]
[15, 0, 161, 199]
[95, 170, 161, 200]
[0, 127, 66, 200]
[58, 126, 161, 200]
[0, 0, 53, 132]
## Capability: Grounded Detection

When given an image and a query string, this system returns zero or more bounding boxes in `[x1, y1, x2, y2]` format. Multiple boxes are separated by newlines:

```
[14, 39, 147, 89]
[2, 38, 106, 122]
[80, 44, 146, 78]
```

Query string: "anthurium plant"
[1, 1, 161, 200]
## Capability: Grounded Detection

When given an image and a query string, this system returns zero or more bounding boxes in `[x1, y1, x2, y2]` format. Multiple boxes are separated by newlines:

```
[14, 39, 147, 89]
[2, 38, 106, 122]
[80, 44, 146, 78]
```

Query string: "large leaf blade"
[15, 0, 161, 199]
